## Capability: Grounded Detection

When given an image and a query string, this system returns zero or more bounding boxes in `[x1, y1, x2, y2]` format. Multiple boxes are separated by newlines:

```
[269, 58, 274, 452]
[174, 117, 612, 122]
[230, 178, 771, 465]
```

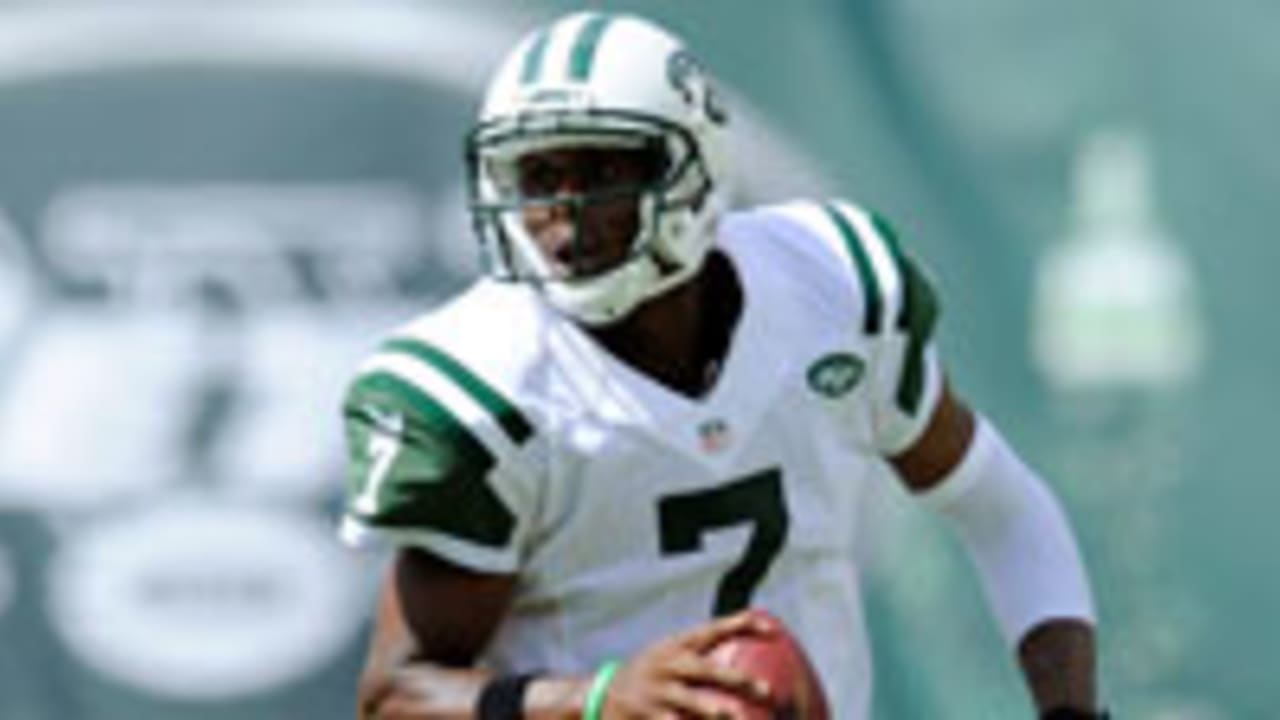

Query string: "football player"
[341, 11, 1105, 719]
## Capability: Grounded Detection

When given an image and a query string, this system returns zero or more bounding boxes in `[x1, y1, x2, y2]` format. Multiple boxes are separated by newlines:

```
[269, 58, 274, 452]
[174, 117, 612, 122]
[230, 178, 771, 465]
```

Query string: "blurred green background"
[0, 1, 1269, 718]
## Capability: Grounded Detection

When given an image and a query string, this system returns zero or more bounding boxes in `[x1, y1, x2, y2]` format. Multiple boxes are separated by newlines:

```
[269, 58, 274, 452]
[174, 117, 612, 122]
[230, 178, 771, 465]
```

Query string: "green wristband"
[583, 660, 621, 720]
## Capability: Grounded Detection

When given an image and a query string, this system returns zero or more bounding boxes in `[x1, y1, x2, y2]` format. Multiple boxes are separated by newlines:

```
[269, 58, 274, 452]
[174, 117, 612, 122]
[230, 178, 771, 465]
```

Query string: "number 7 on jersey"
[657, 468, 790, 616]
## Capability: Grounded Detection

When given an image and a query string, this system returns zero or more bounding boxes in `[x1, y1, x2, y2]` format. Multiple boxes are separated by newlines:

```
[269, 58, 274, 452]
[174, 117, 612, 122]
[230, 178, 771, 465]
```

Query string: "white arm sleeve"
[917, 415, 1096, 647]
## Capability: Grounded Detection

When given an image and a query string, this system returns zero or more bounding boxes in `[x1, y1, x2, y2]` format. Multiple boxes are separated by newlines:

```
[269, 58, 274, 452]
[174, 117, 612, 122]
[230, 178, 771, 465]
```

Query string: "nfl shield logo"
[697, 418, 731, 453]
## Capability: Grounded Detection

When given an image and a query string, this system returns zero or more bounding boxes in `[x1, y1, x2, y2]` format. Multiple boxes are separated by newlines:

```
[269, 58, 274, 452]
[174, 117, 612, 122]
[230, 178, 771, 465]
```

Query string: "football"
[703, 609, 830, 720]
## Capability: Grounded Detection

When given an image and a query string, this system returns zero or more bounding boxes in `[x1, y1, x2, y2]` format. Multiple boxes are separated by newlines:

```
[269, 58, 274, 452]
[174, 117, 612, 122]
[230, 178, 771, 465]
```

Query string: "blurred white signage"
[1032, 129, 1205, 391]
[48, 497, 366, 700]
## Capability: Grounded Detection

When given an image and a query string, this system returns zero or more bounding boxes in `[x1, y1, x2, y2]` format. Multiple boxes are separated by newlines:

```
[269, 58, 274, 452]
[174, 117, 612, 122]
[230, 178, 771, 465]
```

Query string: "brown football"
[703, 609, 831, 720]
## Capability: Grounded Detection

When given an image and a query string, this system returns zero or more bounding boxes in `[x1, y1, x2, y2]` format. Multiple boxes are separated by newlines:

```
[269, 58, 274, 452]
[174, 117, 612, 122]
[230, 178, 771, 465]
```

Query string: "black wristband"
[1041, 708, 1110, 720]
[476, 672, 541, 720]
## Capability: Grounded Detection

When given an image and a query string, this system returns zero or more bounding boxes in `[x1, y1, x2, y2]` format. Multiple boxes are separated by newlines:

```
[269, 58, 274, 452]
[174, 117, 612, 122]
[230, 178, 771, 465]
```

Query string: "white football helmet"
[466, 12, 731, 325]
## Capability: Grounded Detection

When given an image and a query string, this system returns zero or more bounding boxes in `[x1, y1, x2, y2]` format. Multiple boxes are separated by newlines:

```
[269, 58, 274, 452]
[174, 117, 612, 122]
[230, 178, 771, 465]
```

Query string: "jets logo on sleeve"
[806, 352, 866, 398]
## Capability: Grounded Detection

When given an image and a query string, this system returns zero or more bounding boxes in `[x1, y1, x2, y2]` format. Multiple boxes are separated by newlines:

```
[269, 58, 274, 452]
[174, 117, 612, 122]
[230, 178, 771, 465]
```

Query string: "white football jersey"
[340, 199, 943, 717]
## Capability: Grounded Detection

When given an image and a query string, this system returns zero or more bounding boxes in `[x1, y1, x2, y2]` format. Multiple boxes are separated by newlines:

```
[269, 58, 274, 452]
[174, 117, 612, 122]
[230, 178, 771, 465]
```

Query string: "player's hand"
[599, 611, 775, 719]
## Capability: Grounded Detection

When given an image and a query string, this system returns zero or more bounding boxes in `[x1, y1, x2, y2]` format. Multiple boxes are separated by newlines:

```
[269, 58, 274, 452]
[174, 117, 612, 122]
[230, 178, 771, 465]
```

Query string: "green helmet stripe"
[345, 372, 515, 547]
[382, 338, 533, 445]
[568, 14, 614, 82]
[822, 203, 884, 334]
[520, 28, 551, 85]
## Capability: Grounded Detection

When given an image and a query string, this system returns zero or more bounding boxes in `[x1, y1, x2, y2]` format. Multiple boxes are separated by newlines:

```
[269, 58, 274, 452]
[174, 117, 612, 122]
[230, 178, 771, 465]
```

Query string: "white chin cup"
[545, 249, 695, 326]
[541, 195, 715, 325]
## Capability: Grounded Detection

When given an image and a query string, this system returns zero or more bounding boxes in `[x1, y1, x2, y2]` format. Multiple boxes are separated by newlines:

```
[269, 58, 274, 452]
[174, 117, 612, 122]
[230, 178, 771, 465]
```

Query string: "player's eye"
[585, 148, 666, 192]
[591, 156, 628, 186]
[514, 145, 668, 200]
[517, 159, 565, 197]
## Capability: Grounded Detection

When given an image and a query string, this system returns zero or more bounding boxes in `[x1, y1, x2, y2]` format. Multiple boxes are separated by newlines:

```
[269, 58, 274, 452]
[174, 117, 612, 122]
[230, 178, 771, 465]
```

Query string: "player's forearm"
[358, 663, 590, 720]
[359, 662, 485, 720]
[1017, 618, 1100, 715]
[525, 676, 591, 720]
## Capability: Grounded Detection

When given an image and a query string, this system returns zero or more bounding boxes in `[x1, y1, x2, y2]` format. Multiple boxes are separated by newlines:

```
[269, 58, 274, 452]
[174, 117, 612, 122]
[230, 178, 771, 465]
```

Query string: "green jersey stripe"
[568, 14, 613, 82]
[893, 254, 939, 414]
[347, 372, 492, 469]
[345, 372, 516, 547]
[823, 203, 884, 334]
[520, 28, 551, 85]
[381, 338, 534, 445]
[869, 211, 940, 414]
[870, 210, 911, 325]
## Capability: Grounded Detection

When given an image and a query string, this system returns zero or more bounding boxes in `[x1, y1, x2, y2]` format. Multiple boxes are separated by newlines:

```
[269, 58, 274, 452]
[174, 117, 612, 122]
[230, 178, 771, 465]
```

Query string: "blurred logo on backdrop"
[4, 185, 449, 699]
[0, 182, 454, 507]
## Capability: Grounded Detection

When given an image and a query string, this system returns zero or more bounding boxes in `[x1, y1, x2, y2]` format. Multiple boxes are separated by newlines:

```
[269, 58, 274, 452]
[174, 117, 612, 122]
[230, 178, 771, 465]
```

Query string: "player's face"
[516, 145, 664, 279]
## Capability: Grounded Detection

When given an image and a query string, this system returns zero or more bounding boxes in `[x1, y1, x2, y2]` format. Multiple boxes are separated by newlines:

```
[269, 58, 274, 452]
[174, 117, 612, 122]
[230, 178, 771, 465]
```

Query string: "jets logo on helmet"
[666, 50, 728, 126]
[466, 12, 731, 325]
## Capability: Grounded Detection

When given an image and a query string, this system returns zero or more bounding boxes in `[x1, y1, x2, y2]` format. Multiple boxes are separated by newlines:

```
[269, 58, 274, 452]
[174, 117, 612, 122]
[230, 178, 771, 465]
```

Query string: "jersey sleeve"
[794, 200, 945, 454]
[338, 336, 539, 574]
